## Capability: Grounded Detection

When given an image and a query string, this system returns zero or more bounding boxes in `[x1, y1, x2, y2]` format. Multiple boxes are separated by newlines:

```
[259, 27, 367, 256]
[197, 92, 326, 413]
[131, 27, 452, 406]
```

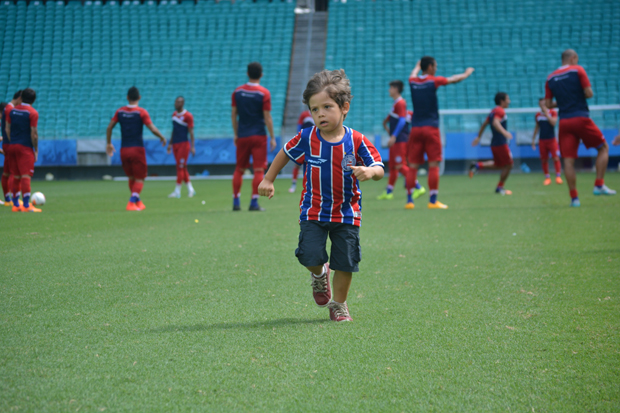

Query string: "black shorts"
[295, 221, 361, 273]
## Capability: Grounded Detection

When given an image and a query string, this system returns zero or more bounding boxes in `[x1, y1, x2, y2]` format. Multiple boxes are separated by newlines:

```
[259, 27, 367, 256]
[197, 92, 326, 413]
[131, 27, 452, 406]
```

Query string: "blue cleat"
[593, 185, 616, 196]
[570, 198, 581, 207]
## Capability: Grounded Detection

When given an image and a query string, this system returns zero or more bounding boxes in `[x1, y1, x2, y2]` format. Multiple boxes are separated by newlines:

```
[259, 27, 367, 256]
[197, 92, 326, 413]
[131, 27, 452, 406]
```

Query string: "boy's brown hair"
[302, 69, 353, 119]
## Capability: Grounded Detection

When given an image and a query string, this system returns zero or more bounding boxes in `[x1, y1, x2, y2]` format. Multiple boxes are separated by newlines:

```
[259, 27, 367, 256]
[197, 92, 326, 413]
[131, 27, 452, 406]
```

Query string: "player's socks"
[388, 167, 398, 188]
[252, 170, 264, 197]
[405, 189, 415, 209]
[168, 184, 182, 198]
[249, 195, 264, 211]
[4, 192, 11, 204]
[129, 193, 140, 203]
[233, 194, 241, 211]
[594, 178, 604, 189]
[386, 185, 394, 195]
[187, 182, 195, 198]
[429, 191, 437, 204]
[289, 181, 296, 193]
[554, 160, 562, 176]
[541, 160, 549, 176]
[468, 162, 479, 178]
[232, 168, 243, 197]
[405, 167, 418, 207]
[428, 167, 439, 204]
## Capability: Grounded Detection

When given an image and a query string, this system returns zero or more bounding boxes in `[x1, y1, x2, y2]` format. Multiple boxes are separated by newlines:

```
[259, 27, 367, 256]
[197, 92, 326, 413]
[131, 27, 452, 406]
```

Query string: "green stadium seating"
[326, 0, 620, 134]
[0, 0, 294, 139]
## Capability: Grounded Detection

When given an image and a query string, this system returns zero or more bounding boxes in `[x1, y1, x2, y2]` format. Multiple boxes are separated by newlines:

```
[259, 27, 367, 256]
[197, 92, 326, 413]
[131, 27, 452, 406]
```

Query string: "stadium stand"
[0, 0, 294, 140]
[326, 0, 620, 135]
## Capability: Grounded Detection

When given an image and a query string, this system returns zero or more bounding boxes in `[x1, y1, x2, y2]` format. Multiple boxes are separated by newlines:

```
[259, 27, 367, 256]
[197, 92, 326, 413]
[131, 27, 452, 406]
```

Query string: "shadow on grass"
[149, 317, 330, 333]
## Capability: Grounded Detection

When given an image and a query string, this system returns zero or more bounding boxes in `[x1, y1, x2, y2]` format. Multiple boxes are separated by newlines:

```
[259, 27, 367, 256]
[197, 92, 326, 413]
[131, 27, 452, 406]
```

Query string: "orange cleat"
[404, 202, 415, 210]
[12, 205, 23, 212]
[136, 200, 146, 210]
[428, 201, 448, 209]
[22, 205, 42, 212]
[543, 178, 551, 186]
[126, 202, 141, 211]
[555, 177, 563, 184]
[5, 199, 22, 207]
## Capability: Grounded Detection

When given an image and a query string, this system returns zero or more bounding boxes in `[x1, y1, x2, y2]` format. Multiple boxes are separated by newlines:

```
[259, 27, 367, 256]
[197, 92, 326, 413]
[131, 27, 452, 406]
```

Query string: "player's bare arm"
[583, 86, 594, 99]
[166, 131, 173, 154]
[350, 165, 384, 182]
[31, 126, 38, 162]
[105, 120, 117, 156]
[531, 123, 539, 150]
[231, 106, 238, 146]
[539, 104, 558, 127]
[472, 118, 488, 146]
[409, 60, 421, 78]
[146, 123, 167, 146]
[264, 110, 276, 151]
[189, 126, 196, 156]
[258, 148, 290, 199]
[492, 117, 512, 140]
[544, 98, 557, 109]
[446, 67, 475, 84]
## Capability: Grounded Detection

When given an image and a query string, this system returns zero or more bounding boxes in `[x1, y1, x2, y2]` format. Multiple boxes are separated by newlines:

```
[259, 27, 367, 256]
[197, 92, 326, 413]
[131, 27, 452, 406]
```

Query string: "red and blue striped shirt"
[284, 126, 383, 227]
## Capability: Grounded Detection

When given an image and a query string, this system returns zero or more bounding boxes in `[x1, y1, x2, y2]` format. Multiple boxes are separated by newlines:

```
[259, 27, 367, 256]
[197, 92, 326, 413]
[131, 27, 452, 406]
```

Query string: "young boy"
[167, 96, 196, 198]
[106, 86, 167, 211]
[377, 79, 425, 206]
[289, 109, 314, 193]
[469, 92, 514, 195]
[258, 69, 384, 322]
[531, 98, 562, 185]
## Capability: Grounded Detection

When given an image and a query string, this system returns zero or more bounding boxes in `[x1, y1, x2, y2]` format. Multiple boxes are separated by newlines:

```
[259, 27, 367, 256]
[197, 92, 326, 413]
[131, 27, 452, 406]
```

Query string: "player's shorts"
[407, 126, 442, 164]
[2, 144, 14, 174]
[120, 146, 148, 180]
[389, 142, 407, 168]
[539, 138, 560, 160]
[295, 220, 361, 273]
[10, 144, 35, 177]
[172, 141, 190, 169]
[558, 117, 606, 159]
[236, 135, 268, 171]
[491, 144, 514, 167]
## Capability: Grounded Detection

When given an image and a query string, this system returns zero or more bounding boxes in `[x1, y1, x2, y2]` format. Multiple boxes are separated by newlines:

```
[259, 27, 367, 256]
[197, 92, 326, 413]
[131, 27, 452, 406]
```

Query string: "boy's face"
[308, 90, 349, 134]
[388, 86, 399, 99]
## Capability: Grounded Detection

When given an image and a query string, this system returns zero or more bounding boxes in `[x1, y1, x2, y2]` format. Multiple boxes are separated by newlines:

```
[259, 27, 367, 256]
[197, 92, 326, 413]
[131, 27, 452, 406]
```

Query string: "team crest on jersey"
[342, 154, 356, 171]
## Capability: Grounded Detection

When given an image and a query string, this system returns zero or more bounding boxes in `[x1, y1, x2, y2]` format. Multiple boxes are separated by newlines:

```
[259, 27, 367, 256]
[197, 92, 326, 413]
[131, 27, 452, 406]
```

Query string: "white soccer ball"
[45, 173, 54, 181]
[418, 168, 427, 176]
[32, 192, 46, 206]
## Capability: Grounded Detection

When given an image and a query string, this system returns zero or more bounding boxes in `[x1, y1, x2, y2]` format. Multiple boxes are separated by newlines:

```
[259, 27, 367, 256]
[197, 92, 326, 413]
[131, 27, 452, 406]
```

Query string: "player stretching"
[231, 62, 276, 211]
[469, 92, 514, 195]
[258, 69, 384, 322]
[5, 88, 40, 212]
[167, 96, 196, 198]
[106, 86, 167, 211]
[408, 57, 474, 209]
[377, 80, 425, 205]
[545, 49, 615, 207]
[1, 90, 22, 206]
[288, 109, 314, 193]
[531, 99, 562, 185]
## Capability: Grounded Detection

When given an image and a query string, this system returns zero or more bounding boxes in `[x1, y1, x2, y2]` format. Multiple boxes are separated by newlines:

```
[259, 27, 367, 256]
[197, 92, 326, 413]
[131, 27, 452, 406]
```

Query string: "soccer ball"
[32, 192, 46, 206]
[418, 168, 428, 176]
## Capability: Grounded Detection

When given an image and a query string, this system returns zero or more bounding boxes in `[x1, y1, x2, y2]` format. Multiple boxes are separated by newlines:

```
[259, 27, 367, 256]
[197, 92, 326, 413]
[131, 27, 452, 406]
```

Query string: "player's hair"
[302, 69, 353, 119]
[389, 80, 404, 94]
[494, 92, 508, 105]
[420, 56, 436, 72]
[21, 88, 36, 104]
[127, 86, 140, 101]
[176, 96, 184, 101]
[561, 49, 577, 63]
[0, 102, 6, 113]
[13, 90, 22, 100]
[247, 62, 263, 80]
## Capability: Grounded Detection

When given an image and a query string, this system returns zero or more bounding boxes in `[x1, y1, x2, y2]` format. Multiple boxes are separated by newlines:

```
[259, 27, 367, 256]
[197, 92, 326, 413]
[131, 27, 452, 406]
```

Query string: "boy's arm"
[472, 118, 488, 146]
[258, 148, 291, 199]
[531, 123, 539, 150]
[492, 117, 512, 140]
[446, 67, 475, 84]
[351, 165, 384, 181]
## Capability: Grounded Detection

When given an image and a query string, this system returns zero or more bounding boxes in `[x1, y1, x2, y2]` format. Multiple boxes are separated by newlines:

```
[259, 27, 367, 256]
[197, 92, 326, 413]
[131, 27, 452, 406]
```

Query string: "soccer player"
[469, 92, 514, 195]
[5, 88, 40, 212]
[545, 49, 615, 207]
[531, 98, 562, 185]
[377, 80, 425, 206]
[407, 57, 475, 209]
[288, 109, 314, 193]
[106, 86, 167, 211]
[1, 90, 22, 206]
[167, 96, 196, 198]
[258, 69, 384, 322]
[231, 62, 276, 211]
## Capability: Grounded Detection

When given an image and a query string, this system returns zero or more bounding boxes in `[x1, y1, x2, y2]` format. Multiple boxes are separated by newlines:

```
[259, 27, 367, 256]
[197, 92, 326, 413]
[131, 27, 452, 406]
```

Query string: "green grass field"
[1, 173, 619, 412]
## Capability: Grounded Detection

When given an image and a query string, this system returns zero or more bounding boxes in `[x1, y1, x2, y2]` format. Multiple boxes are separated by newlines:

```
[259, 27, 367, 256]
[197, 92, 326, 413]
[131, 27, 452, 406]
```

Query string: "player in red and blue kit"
[231, 62, 276, 211]
[408, 57, 475, 209]
[470, 92, 514, 195]
[289, 109, 314, 193]
[1, 90, 22, 206]
[106, 86, 167, 211]
[258, 69, 384, 322]
[531, 99, 562, 185]
[5, 88, 41, 212]
[377, 80, 425, 206]
[545, 49, 615, 206]
[167, 96, 196, 198]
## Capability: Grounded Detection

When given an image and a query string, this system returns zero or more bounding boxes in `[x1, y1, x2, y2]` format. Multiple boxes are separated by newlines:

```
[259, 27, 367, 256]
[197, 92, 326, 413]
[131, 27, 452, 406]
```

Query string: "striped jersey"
[284, 126, 384, 227]
[545, 65, 591, 119]
[535, 110, 557, 140]
[171, 109, 194, 144]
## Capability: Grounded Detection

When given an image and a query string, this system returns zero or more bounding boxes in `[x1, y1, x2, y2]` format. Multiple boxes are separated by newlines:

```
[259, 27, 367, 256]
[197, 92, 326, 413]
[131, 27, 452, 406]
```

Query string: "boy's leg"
[296, 221, 331, 306]
[332, 270, 353, 303]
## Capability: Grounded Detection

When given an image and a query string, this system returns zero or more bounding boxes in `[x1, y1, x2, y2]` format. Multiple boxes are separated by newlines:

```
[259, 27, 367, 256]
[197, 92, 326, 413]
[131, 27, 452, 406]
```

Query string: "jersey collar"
[393, 96, 403, 104]
[175, 109, 187, 116]
[419, 74, 429, 79]
[247, 82, 260, 86]
[558, 64, 570, 69]
[127, 104, 138, 108]
[20, 103, 31, 107]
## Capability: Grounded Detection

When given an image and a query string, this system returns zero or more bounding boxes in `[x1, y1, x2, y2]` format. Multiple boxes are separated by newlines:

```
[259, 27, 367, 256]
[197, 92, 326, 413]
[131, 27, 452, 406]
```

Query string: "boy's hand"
[258, 179, 275, 199]
[350, 165, 375, 181]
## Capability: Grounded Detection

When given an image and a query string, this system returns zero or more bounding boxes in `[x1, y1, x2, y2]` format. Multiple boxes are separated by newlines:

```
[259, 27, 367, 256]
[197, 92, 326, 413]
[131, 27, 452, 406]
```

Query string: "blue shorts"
[295, 221, 361, 273]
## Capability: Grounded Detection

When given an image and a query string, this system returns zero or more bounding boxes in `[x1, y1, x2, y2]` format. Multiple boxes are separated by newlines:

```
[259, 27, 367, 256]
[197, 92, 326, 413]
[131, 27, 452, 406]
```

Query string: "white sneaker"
[188, 188, 196, 198]
[593, 185, 616, 195]
[168, 192, 181, 198]
[288, 185, 296, 193]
